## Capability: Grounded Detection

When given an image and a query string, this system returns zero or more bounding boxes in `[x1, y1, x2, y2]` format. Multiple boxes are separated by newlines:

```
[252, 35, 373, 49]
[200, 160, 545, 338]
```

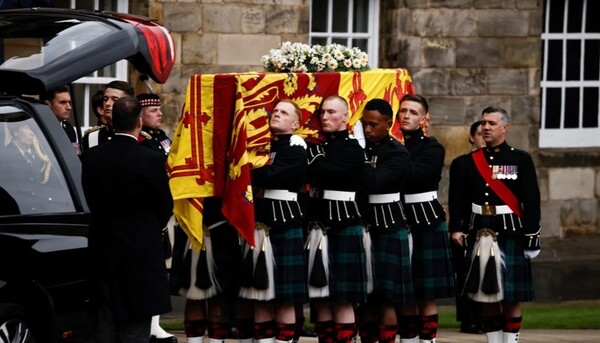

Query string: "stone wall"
[380, 0, 600, 241]
[132, 0, 599, 241]
[130, 0, 309, 132]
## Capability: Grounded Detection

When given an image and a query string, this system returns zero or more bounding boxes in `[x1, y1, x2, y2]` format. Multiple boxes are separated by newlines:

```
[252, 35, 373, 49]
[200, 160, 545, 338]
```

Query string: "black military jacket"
[460, 141, 541, 236]
[252, 134, 307, 227]
[360, 135, 410, 229]
[306, 130, 366, 226]
[401, 127, 446, 228]
[448, 153, 471, 233]
[81, 125, 114, 152]
[139, 126, 171, 159]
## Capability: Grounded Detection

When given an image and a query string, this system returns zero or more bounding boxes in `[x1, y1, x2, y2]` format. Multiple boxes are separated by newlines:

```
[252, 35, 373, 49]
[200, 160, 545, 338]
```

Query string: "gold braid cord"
[32, 136, 52, 184]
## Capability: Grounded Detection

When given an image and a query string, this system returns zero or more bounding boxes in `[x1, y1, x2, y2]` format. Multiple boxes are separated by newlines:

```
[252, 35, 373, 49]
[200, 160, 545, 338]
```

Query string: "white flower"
[261, 41, 370, 72]
[327, 59, 338, 70]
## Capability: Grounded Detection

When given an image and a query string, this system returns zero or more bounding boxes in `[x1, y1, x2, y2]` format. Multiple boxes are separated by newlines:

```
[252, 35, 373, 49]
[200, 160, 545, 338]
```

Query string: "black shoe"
[150, 335, 178, 343]
[301, 326, 316, 337]
[460, 323, 483, 334]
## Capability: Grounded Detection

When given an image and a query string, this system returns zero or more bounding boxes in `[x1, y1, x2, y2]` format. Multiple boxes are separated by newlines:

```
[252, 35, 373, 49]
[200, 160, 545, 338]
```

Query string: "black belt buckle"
[482, 204, 496, 216]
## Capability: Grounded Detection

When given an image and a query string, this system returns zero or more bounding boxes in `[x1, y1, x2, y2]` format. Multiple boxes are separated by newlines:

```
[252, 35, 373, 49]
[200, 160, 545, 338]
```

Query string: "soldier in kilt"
[356, 99, 414, 343]
[180, 197, 254, 343]
[450, 107, 540, 343]
[397, 94, 455, 343]
[243, 99, 309, 343]
[135, 93, 177, 343]
[305, 96, 369, 343]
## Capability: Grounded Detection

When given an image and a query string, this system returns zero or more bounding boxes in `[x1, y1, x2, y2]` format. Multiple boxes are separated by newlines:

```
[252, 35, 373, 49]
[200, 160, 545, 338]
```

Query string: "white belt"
[472, 203, 513, 216]
[403, 191, 438, 204]
[368, 192, 401, 204]
[323, 190, 356, 202]
[263, 189, 298, 201]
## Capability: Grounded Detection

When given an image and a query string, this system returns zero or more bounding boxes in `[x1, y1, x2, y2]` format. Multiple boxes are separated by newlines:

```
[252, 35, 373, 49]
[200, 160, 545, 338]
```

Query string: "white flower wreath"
[261, 41, 370, 73]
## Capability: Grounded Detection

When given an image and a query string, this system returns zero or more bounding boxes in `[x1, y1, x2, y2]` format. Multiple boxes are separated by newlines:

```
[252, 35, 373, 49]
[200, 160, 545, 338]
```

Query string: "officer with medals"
[397, 94, 455, 343]
[305, 95, 368, 343]
[137, 94, 172, 156]
[356, 99, 413, 343]
[450, 106, 540, 343]
[82, 81, 134, 152]
[244, 99, 308, 343]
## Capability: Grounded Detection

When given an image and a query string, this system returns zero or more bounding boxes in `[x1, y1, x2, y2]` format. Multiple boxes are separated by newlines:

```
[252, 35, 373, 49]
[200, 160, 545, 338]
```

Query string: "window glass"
[309, 0, 379, 68]
[544, 88, 561, 129]
[0, 106, 76, 215]
[566, 0, 584, 33]
[563, 88, 580, 128]
[565, 40, 581, 80]
[582, 88, 599, 127]
[353, 0, 369, 33]
[540, 0, 600, 147]
[583, 40, 599, 80]
[548, 0, 564, 33]
[546, 40, 562, 81]
[332, 0, 349, 33]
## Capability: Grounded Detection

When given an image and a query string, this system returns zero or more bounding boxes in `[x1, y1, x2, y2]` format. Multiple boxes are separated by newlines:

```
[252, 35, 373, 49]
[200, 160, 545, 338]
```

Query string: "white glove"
[289, 134, 307, 149]
[524, 249, 540, 259]
[350, 120, 366, 148]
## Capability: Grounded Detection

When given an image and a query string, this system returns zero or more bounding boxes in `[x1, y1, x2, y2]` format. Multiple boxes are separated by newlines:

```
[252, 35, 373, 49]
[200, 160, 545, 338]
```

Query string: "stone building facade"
[130, 0, 600, 300]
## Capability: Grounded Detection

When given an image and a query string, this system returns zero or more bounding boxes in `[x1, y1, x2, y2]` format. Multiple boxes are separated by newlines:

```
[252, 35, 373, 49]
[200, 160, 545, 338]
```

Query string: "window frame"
[309, 0, 380, 69]
[540, 0, 600, 148]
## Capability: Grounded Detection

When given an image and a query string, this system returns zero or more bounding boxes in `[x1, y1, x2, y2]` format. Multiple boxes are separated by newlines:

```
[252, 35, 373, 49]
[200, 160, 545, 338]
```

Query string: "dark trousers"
[95, 283, 152, 343]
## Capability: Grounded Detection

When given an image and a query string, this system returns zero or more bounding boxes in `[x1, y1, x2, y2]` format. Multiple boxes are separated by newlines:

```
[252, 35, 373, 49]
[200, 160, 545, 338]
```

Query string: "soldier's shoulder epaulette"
[84, 125, 105, 135]
[140, 130, 152, 140]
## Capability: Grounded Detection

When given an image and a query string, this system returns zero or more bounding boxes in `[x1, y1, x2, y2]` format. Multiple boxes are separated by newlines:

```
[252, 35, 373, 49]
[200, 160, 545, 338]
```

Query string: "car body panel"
[0, 8, 174, 342]
[0, 8, 175, 94]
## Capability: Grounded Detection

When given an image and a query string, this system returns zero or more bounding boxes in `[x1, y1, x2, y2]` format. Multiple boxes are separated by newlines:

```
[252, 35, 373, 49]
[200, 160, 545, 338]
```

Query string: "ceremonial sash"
[472, 149, 523, 218]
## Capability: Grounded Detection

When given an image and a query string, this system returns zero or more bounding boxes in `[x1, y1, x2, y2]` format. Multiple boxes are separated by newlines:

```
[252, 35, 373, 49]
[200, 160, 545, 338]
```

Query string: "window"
[309, 0, 379, 68]
[53, 0, 129, 129]
[540, 0, 600, 148]
[0, 106, 75, 215]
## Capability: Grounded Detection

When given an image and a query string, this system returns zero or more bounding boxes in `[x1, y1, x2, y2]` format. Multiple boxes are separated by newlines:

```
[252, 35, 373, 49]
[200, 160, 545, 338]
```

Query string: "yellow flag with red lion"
[167, 69, 415, 249]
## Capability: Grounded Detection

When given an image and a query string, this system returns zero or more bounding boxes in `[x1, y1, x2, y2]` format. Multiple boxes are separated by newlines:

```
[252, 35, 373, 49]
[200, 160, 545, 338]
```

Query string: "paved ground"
[169, 329, 599, 343]
[164, 297, 598, 342]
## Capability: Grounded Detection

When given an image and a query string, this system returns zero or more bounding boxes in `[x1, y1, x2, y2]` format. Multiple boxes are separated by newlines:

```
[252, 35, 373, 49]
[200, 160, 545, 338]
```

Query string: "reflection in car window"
[0, 105, 75, 215]
[0, 20, 113, 70]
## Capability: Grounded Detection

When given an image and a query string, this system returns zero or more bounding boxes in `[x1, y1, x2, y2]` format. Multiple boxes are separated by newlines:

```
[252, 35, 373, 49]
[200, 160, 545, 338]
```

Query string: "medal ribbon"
[472, 149, 524, 218]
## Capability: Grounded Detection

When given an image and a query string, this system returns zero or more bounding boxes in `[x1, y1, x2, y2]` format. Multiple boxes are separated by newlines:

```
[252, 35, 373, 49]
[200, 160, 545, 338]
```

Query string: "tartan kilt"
[268, 225, 309, 304]
[327, 224, 369, 303]
[464, 233, 535, 302]
[183, 224, 243, 299]
[369, 225, 414, 305]
[411, 221, 455, 299]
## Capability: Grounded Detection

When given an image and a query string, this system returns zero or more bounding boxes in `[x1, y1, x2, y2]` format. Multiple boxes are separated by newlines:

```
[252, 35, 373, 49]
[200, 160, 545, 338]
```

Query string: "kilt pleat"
[184, 224, 242, 299]
[269, 226, 309, 304]
[411, 221, 456, 299]
[327, 224, 368, 303]
[496, 234, 535, 302]
[370, 226, 414, 305]
[464, 232, 535, 302]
